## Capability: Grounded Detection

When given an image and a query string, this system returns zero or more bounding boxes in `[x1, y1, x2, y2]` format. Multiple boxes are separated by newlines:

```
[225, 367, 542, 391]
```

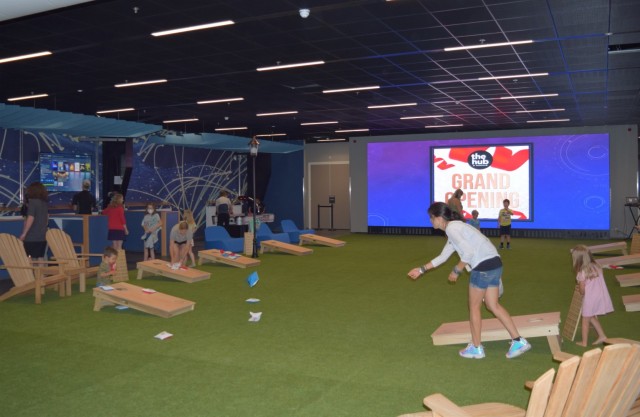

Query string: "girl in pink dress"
[571, 245, 614, 346]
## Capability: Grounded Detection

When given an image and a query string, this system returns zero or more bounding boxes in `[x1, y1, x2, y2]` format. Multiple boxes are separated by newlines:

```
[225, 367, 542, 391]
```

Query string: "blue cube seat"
[204, 226, 244, 253]
[256, 223, 290, 244]
[280, 219, 315, 244]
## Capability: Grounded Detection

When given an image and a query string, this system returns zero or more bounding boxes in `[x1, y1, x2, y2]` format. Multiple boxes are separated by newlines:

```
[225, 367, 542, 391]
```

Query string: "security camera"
[299, 8, 310, 18]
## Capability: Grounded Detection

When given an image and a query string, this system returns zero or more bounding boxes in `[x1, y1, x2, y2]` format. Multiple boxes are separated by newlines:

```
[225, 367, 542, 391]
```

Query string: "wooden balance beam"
[93, 282, 195, 318]
[585, 241, 628, 256]
[299, 233, 346, 247]
[260, 240, 313, 256]
[596, 253, 640, 268]
[431, 311, 562, 355]
[198, 249, 261, 269]
[136, 260, 210, 283]
[616, 272, 640, 287]
[622, 294, 640, 312]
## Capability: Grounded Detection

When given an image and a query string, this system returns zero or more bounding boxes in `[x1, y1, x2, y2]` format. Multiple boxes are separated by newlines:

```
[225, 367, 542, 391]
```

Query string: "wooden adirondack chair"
[0, 233, 69, 304]
[399, 343, 640, 417]
[46, 228, 101, 294]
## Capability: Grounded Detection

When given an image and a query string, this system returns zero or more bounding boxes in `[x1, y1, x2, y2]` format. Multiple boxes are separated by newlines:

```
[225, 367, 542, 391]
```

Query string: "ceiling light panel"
[7, 93, 49, 101]
[151, 20, 235, 37]
[115, 79, 167, 88]
[0, 51, 52, 64]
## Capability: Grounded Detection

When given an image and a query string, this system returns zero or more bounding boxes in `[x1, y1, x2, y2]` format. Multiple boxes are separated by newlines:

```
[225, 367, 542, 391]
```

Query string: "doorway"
[308, 162, 350, 230]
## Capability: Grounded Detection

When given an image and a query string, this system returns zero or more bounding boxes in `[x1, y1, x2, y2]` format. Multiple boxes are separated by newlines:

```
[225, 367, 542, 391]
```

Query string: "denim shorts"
[469, 266, 502, 289]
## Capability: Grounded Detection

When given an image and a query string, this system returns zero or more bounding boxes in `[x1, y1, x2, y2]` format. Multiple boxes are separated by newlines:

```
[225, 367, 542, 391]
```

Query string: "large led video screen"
[368, 134, 609, 230]
[40, 152, 93, 192]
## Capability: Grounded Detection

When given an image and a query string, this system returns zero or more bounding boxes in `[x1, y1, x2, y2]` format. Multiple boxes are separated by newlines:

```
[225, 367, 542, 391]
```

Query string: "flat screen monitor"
[39, 152, 93, 192]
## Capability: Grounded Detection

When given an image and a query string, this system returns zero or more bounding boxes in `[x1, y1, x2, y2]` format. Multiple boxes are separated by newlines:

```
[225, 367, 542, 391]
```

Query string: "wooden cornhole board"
[299, 234, 346, 247]
[584, 241, 628, 256]
[136, 260, 210, 283]
[562, 286, 583, 342]
[431, 311, 562, 355]
[198, 249, 261, 269]
[260, 239, 313, 256]
[112, 249, 129, 282]
[93, 282, 195, 318]
[622, 294, 640, 312]
[616, 272, 640, 287]
[596, 253, 640, 267]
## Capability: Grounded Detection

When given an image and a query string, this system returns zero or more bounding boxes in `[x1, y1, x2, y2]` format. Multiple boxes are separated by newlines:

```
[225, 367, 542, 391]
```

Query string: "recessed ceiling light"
[445, 40, 533, 52]
[300, 121, 339, 126]
[367, 103, 417, 109]
[7, 93, 49, 102]
[96, 107, 135, 114]
[515, 108, 565, 113]
[335, 128, 369, 133]
[256, 61, 325, 72]
[0, 51, 52, 64]
[151, 20, 235, 37]
[425, 124, 463, 128]
[215, 126, 248, 131]
[163, 118, 199, 124]
[256, 133, 287, 137]
[198, 97, 244, 105]
[478, 72, 548, 81]
[115, 79, 167, 88]
[400, 115, 444, 120]
[323, 86, 380, 94]
[500, 93, 558, 100]
[257, 111, 298, 116]
[526, 119, 570, 123]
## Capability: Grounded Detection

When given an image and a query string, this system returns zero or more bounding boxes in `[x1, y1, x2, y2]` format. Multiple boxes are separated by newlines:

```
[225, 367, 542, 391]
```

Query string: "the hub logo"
[468, 150, 492, 170]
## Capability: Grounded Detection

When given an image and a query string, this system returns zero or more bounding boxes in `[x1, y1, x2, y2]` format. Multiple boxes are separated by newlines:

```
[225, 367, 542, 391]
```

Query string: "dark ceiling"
[1, 0, 639, 143]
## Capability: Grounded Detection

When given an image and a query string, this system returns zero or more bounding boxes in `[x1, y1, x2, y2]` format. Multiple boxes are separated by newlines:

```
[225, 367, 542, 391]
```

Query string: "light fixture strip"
[215, 127, 248, 131]
[335, 129, 369, 133]
[367, 103, 417, 109]
[500, 93, 558, 100]
[317, 138, 347, 142]
[300, 121, 338, 126]
[445, 40, 533, 52]
[478, 72, 548, 81]
[526, 119, 570, 123]
[255, 133, 287, 137]
[151, 20, 235, 37]
[323, 85, 380, 94]
[0, 51, 52, 64]
[256, 60, 325, 72]
[163, 118, 199, 124]
[425, 124, 463, 128]
[7, 93, 49, 102]
[515, 108, 565, 113]
[114, 79, 167, 88]
[96, 107, 135, 114]
[198, 97, 244, 104]
[400, 115, 444, 120]
[256, 111, 298, 116]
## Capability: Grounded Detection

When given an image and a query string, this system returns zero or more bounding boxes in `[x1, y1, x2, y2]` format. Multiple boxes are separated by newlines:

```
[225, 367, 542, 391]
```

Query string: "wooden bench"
[585, 241, 628, 256]
[198, 249, 261, 269]
[136, 260, 210, 283]
[299, 234, 346, 247]
[596, 253, 640, 268]
[622, 294, 640, 312]
[616, 272, 640, 287]
[93, 282, 195, 318]
[431, 311, 562, 355]
[260, 239, 313, 256]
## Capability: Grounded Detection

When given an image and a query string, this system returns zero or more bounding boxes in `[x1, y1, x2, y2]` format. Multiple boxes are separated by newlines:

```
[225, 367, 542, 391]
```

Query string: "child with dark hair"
[19, 182, 49, 261]
[96, 247, 118, 287]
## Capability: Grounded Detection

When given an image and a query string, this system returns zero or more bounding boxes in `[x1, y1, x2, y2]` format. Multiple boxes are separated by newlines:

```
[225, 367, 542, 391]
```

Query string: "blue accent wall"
[264, 150, 304, 231]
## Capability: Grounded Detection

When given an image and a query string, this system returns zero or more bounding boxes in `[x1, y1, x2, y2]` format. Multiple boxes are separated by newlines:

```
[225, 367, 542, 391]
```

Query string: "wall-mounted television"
[40, 152, 93, 192]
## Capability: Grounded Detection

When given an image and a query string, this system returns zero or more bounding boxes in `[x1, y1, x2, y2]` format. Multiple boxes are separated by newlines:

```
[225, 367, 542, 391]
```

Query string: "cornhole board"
[136, 260, 210, 283]
[604, 337, 640, 345]
[198, 249, 261, 269]
[113, 249, 129, 282]
[585, 241, 628, 256]
[260, 240, 313, 256]
[431, 311, 562, 355]
[562, 286, 582, 341]
[616, 272, 640, 287]
[299, 234, 346, 247]
[622, 294, 640, 312]
[93, 282, 195, 318]
[596, 254, 640, 268]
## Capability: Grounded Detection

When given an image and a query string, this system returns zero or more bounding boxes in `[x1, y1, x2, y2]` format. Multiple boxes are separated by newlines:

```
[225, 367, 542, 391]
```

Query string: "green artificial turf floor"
[1, 234, 638, 417]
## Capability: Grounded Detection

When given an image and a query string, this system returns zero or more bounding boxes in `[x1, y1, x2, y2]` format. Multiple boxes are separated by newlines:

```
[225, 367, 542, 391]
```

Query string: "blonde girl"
[182, 209, 197, 267]
[571, 245, 614, 346]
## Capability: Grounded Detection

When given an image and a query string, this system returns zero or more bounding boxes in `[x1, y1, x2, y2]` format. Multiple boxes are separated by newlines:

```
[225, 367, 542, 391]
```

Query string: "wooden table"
[198, 249, 261, 268]
[136, 259, 210, 283]
[93, 282, 195, 318]
[260, 239, 313, 256]
[299, 234, 346, 247]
